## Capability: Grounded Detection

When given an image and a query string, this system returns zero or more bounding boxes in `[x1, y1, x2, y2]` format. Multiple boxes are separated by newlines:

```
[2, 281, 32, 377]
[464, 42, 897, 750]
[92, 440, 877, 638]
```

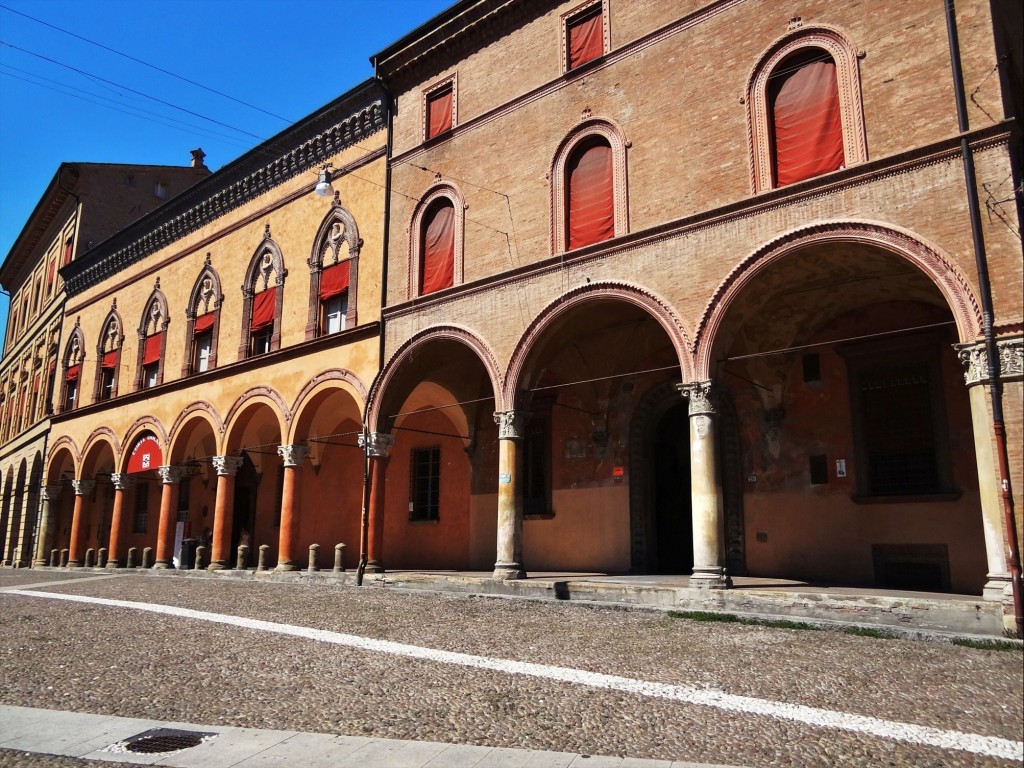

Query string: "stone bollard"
[195, 545, 206, 570]
[50, 549, 58, 567]
[334, 543, 346, 573]
[126, 547, 137, 568]
[256, 544, 269, 571]
[60, 549, 69, 567]
[141, 547, 153, 569]
[84, 548, 95, 568]
[97, 548, 107, 568]
[308, 544, 320, 573]
[237, 544, 249, 571]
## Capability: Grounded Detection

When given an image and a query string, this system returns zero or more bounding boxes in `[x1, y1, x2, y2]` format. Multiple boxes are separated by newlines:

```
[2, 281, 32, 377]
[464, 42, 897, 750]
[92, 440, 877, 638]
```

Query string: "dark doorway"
[653, 401, 693, 573]
[231, 452, 259, 567]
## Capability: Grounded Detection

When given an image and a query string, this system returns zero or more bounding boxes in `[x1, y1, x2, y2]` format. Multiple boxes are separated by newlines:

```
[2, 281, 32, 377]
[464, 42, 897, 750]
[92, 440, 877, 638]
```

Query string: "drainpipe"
[356, 425, 370, 586]
[944, 0, 1022, 637]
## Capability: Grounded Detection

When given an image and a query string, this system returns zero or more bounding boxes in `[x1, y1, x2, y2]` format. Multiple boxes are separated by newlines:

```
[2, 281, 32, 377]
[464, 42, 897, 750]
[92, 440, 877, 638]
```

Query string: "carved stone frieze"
[957, 336, 1024, 386]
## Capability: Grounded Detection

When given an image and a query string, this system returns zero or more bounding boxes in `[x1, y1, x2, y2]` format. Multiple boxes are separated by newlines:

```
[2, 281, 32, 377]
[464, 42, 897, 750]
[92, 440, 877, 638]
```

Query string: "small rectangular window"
[565, 3, 604, 71]
[63, 379, 78, 411]
[424, 79, 455, 141]
[322, 293, 347, 335]
[133, 482, 149, 533]
[809, 454, 828, 485]
[142, 362, 159, 389]
[193, 331, 212, 372]
[250, 327, 272, 357]
[99, 368, 115, 401]
[410, 446, 440, 522]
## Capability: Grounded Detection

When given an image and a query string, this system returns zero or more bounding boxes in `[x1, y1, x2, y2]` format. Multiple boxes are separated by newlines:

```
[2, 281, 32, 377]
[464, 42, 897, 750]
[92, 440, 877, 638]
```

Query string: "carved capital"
[957, 337, 1024, 386]
[493, 410, 529, 441]
[157, 465, 184, 485]
[41, 484, 62, 502]
[277, 444, 310, 468]
[678, 380, 717, 416]
[358, 431, 394, 458]
[71, 479, 95, 497]
[110, 473, 134, 491]
[211, 455, 244, 477]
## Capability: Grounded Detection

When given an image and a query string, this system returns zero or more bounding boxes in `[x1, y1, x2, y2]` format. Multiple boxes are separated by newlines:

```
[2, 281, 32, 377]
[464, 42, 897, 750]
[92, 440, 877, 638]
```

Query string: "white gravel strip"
[7, 588, 1022, 762]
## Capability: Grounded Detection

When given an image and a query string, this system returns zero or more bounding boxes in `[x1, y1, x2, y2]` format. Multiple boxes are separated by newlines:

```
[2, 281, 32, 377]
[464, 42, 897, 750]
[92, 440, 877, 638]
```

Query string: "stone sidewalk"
[0, 706, 739, 768]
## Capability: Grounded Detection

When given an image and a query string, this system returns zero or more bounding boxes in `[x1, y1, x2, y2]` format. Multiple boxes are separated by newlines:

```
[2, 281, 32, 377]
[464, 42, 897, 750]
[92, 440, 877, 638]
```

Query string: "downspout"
[944, 0, 1022, 637]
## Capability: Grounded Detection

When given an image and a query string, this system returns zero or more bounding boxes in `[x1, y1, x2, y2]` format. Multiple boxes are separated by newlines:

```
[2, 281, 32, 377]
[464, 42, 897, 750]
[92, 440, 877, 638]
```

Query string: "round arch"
[287, 369, 367, 444]
[46, 437, 80, 483]
[223, 386, 289, 451]
[79, 428, 120, 473]
[168, 402, 225, 458]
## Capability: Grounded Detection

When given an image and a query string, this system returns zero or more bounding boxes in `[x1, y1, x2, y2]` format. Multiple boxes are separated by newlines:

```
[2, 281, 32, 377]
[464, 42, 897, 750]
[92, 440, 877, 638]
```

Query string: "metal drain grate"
[121, 727, 215, 754]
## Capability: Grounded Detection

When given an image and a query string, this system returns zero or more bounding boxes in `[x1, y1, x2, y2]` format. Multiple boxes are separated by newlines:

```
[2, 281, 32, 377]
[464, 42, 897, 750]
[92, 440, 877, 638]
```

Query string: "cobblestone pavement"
[1, 570, 1021, 767]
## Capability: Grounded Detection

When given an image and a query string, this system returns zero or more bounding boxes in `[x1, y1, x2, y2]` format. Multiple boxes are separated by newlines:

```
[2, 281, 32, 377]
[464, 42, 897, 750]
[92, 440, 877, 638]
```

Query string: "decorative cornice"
[62, 84, 386, 296]
[957, 336, 1024, 386]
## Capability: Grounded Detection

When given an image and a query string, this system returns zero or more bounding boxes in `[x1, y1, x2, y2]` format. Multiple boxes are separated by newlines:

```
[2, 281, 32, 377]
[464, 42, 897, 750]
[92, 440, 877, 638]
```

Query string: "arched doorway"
[653, 400, 692, 573]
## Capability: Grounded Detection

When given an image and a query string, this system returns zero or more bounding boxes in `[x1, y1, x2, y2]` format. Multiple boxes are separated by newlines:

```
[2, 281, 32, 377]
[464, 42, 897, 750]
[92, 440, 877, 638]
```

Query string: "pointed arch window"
[240, 231, 286, 359]
[747, 28, 867, 192]
[59, 325, 85, 413]
[136, 284, 169, 391]
[409, 185, 465, 299]
[550, 120, 628, 254]
[307, 203, 360, 340]
[94, 308, 123, 402]
[183, 256, 223, 375]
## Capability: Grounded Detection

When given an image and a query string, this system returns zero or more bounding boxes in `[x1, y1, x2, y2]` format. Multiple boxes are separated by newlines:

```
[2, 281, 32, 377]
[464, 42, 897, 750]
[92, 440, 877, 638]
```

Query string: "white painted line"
[5, 588, 1021, 761]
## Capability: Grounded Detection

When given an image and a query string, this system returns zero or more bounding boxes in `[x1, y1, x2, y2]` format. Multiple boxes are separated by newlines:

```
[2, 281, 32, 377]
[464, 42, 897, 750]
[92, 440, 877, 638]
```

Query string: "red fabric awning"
[568, 9, 603, 69]
[193, 313, 215, 333]
[567, 140, 614, 250]
[421, 202, 455, 295]
[48, 360, 56, 376]
[427, 88, 453, 139]
[320, 262, 350, 300]
[62, 239, 73, 266]
[143, 333, 163, 366]
[250, 288, 276, 331]
[127, 434, 162, 474]
[48, 260, 56, 286]
[66, 365, 81, 381]
[101, 350, 119, 370]
[771, 59, 844, 186]
[33, 375, 40, 393]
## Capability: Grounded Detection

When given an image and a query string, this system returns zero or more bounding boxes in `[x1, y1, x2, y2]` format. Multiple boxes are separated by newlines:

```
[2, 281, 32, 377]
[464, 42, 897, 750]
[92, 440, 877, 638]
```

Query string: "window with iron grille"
[133, 481, 149, 533]
[410, 447, 440, 521]
[176, 477, 191, 522]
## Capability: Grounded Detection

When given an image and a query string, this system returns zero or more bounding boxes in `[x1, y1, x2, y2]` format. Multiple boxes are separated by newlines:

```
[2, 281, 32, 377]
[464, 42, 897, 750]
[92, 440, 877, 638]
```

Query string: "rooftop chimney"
[190, 148, 207, 169]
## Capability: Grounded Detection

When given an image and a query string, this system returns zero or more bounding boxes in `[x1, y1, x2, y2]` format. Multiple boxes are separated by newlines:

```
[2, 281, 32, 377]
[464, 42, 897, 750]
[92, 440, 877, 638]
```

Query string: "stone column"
[210, 455, 243, 570]
[958, 338, 1022, 602]
[679, 381, 728, 589]
[106, 474, 133, 568]
[275, 444, 310, 571]
[154, 466, 183, 568]
[68, 479, 95, 567]
[493, 410, 528, 580]
[358, 432, 393, 573]
[33, 485, 62, 566]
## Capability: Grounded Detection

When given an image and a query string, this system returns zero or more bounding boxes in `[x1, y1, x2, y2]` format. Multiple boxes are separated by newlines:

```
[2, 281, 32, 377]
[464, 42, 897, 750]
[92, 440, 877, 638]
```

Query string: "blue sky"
[0, 0, 452, 352]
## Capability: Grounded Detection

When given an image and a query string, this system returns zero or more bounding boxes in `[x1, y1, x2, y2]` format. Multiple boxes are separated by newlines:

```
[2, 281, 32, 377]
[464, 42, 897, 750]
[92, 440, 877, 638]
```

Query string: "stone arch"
[223, 386, 290, 450]
[168, 402, 225, 455]
[307, 199, 362, 336]
[46, 435, 81, 480]
[550, 117, 630, 254]
[0, 465, 13, 562]
[407, 182, 466, 299]
[745, 24, 867, 192]
[367, 325, 504, 433]
[182, 254, 225, 376]
[504, 281, 694, 406]
[287, 369, 368, 444]
[693, 220, 984, 379]
[94, 302, 125, 401]
[58, 320, 86, 413]
[79, 427, 120, 472]
[239, 227, 287, 358]
[121, 417, 170, 472]
[136, 279, 171, 390]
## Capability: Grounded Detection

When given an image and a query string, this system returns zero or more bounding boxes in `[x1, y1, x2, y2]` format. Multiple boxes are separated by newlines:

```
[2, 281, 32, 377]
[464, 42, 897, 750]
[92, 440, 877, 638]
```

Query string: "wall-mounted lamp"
[314, 165, 335, 198]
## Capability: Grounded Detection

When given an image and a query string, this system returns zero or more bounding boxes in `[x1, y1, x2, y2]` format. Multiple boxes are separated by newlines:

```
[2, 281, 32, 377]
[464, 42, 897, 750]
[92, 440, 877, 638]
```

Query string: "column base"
[983, 572, 1012, 602]
[275, 562, 300, 572]
[32, 558, 48, 568]
[67, 560, 83, 568]
[153, 561, 172, 569]
[689, 566, 729, 589]
[105, 560, 123, 569]
[207, 561, 229, 571]
[364, 560, 385, 574]
[493, 562, 527, 580]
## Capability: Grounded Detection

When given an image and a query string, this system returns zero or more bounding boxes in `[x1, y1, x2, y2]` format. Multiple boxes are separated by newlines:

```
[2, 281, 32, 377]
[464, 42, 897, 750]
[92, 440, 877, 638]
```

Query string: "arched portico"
[72, 436, 117, 567]
[167, 407, 222, 567]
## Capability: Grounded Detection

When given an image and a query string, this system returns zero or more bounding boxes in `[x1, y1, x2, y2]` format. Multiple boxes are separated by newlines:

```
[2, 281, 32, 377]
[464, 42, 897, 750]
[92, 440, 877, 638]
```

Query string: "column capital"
[956, 336, 1023, 387]
[677, 380, 717, 416]
[110, 473, 134, 491]
[211, 455, 244, 477]
[157, 465, 184, 485]
[71, 479, 95, 496]
[41, 484, 63, 501]
[493, 410, 529, 441]
[359, 431, 394, 458]
[277, 444, 310, 467]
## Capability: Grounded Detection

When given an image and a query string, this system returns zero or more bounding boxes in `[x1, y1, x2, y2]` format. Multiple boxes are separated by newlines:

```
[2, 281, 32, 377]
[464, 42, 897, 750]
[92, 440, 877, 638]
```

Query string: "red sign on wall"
[127, 434, 162, 474]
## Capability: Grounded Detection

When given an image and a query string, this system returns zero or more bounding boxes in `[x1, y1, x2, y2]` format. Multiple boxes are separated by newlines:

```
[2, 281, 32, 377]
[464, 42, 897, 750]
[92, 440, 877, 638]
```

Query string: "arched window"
[747, 27, 866, 192]
[408, 185, 465, 299]
[183, 255, 223, 375]
[136, 282, 169, 391]
[550, 119, 628, 254]
[59, 322, 85, 413]
[239, 228, 286, 359]
[94, 304, 123, 402]
[307, 202, 360, 340]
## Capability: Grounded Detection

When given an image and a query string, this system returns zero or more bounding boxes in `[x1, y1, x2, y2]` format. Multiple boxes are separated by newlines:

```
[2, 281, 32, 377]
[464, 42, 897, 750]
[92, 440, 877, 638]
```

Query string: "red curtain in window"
[66, 365, 81, 381]
[48, 260, 56, 287]
[421, 202, 455, 295]
[771, 59, 844, 186]
[427, 88, 453, 139]
[567, 141, 614, 250]
[250, 288, 276, 331]
[33, 375, 40, 393]
[101, 350, 119, 369]
[143, 333, 163, 366]
[320, 262, 350, 299]
[568, 9, 603, 69]
[48, 360, 56, 376]
[62, 239, 73, 266]
[193, 313, 215, 333]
